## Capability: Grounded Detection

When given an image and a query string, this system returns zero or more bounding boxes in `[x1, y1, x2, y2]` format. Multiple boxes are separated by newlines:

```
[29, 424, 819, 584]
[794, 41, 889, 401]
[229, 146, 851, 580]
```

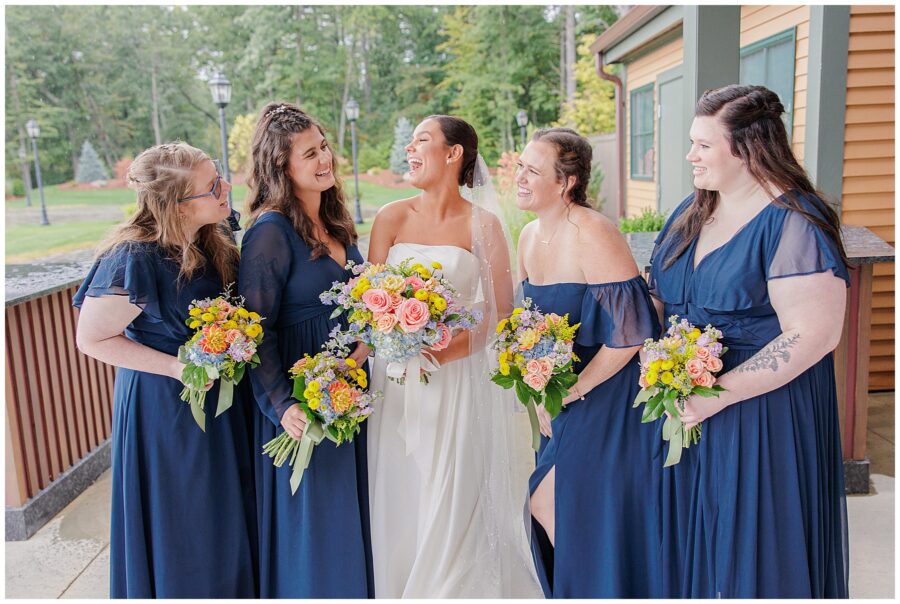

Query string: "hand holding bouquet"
[490, 298, 580, 451]
[178, 288, 263, 431]
[633, 315, 727, 467]
[262, 348, 378, 494]
[320, 258, 481, 383]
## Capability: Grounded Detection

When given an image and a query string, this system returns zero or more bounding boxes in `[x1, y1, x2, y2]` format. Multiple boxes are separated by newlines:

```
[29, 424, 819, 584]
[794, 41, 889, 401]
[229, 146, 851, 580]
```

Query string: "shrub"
[114, 156, 133, 181]
[228, 113, 257, 175]
[619, 208, 667, 233]
[357, 139, 391, 173]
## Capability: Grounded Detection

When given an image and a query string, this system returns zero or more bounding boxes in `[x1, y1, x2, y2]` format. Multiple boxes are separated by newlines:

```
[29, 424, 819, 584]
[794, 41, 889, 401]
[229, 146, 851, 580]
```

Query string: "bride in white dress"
[365, 115, 542, 598]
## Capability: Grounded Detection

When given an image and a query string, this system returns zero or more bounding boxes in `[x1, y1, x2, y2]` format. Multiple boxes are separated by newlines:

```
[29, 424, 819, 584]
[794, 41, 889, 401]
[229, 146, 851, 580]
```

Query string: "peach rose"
[523, 372, 548, 391]
[704, 356, 723, 373]
[695, 371, 715, 388]
[376, 313, 398, 333]
[431, 323, 452, 351]
[225, 329, 241, 343]
[686, 358, 706, 380]
[361, 288, 392, 314]
[695, 347, 711, 361]
[390, 293, 403, 309]
[405, 275, 426, 290]
[526, 359, 543, 375]
[537, 358, 554, 377]
[397, 298, 430, 333]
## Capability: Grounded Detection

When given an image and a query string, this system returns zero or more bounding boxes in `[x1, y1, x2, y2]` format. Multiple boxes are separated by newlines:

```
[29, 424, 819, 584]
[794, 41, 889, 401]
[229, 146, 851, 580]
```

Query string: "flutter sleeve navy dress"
[238, 212, 374, 598]
[648, 192, 850, 598]
[523, 275, 662, 598]
[72, 241, 257, 598]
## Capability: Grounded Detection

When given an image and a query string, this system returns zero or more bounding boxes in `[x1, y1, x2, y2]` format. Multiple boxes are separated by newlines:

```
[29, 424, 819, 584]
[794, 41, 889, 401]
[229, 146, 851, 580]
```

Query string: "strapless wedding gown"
[367, 242, 542, 598]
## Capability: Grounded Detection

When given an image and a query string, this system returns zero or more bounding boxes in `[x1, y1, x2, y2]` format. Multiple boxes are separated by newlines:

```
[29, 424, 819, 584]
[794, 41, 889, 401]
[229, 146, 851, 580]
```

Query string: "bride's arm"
[431, 212, 512, 365]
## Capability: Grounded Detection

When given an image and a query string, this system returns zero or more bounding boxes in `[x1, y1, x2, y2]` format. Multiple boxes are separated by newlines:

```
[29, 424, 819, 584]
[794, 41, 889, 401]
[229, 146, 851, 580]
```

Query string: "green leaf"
[292, 376, 307, 401]
[232, 363, 246, 385]
[633, 387, 654, 408]
[491, 373, 515, 389]
[329, 307, 343, 319]
[691, 386, 721, 398]
[555, 372, 578, 388]
[544, 388, 562, 418]
[513, 380, 532, 407]
[663, 390, 679, 417]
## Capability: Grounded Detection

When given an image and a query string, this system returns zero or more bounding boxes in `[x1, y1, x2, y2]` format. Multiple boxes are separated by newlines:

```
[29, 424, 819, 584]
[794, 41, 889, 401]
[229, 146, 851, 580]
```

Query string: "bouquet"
[490, 298, 580, 451]
[178, 288, 263, 431]
[633, 315, 727, 467]
[262, 348, 378, 494]
[320, 258, 481, 383]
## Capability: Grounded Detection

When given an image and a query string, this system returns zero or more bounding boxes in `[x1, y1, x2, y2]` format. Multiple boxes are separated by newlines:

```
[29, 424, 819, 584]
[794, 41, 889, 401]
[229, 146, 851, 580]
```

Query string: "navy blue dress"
[73, 241, 257, 598]
[648, 192, 850, 598]
[238, 212, 374, 598]
[524, 276, 662, 598]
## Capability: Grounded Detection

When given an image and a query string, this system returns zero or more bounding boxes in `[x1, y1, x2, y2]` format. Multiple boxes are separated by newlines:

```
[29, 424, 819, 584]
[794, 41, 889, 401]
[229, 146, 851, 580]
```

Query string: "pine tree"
[75, 140, 109, 183]
[389, 116, 414, 174]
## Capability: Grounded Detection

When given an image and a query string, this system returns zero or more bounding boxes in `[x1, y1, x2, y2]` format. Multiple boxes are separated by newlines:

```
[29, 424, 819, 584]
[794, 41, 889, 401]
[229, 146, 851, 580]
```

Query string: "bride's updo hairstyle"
[531, 127, 593, 208]
[426, 115, 479, 188]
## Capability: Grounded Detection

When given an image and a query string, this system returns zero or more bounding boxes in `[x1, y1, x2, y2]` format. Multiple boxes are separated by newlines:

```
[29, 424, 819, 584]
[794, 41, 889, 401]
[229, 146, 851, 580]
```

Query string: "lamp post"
[208, 72, 233, 209]
[516, 110, 529, 151]
[18, 143, 32, 207]
[345, 98, 363, 224]
[26, 119, 49, 226]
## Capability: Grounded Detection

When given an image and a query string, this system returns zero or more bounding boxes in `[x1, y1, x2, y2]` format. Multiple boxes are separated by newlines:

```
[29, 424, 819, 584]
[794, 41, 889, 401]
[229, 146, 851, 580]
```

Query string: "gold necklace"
[538, 220, 563, 245]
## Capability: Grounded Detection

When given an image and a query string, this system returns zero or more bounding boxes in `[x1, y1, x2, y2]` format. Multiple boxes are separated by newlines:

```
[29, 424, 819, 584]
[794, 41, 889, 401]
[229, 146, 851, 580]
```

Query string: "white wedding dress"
[367, 242, 542, 598]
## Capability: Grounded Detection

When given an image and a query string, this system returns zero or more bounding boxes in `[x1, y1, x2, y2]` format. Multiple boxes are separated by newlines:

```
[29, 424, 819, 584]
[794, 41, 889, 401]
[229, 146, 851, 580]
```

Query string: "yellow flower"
[498, 350, 508, 364]
[245, 323, 262, 338]
[357, 277, 372, 290]
[345, 357, 357, 368]
[189, 320, 202, 329]
[380, 275, 402, 291]
[661, 359, 675, 371]
[223, 320, 238, 330]
[308, 398, 321, 410]
[511, 308, 524, 317]
[499, 362, 510, 376]
[358, 377, 368, 388]
[649, 359, 662, 372]
[688, 328, 701, 341]
[248, 312, 261, 322]
[496, 319, 509, 334]
[414, 289, 429, 301]
[431, 261, 442, 270]
[430, 295, 447, 312]
[514, 354, 525, 365]
[646, 371, 659, 385]
[201, 312, 216, 322]
[517, 329, 540, 350]
[660, 371, 674, 385]
[189, 307, 202, 317]
[307, 381, 321, 392]
[236, 308, 250, 319]
[303, 388, 313, 400]
[357, 368, 367, 378]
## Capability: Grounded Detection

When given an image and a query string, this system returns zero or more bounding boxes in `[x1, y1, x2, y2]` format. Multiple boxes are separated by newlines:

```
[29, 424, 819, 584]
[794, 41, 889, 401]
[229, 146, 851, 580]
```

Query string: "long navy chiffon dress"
[238, 211, 374, 598]
[73, 241, 258, 598]
[524, 275, 663, 598]
[648, 192, 850, 598]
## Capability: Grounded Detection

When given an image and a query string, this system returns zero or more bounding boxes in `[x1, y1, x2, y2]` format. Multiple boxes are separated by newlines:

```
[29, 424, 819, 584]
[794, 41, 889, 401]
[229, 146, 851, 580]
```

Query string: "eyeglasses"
[179, 159, 224, 202]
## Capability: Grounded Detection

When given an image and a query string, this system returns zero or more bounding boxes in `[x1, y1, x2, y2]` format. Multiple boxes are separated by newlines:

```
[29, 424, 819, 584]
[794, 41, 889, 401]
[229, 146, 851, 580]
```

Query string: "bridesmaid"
[649, 84, 850, 597]
[518, 128, 663, 598]
[238, 102, 374, 598]
[74, 142, 257, 597]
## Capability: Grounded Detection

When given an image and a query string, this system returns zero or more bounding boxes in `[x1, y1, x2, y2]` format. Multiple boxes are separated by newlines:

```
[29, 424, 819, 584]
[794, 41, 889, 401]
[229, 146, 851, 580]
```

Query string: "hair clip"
[265, 105, 288, 119]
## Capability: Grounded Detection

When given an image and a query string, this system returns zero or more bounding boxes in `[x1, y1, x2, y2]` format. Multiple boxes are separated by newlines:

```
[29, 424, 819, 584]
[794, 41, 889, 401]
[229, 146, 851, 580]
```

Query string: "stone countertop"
[5, 225, 894, 308]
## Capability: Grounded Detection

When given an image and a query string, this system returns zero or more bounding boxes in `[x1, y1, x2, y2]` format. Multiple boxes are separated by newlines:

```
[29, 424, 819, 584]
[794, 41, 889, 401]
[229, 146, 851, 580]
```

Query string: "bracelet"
[572, 385, 585, 400]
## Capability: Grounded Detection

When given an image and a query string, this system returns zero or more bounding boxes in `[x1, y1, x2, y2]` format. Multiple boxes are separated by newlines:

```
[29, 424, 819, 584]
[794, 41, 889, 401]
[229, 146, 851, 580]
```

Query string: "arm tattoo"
[735, 333, 800, 373]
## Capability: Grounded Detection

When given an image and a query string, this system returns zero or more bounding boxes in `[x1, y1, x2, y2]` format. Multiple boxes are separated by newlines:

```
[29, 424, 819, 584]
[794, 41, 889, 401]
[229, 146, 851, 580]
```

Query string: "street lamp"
[516, 110, 529, 150]
[208, 73, 233, 210]
[345, 98, 363, 225]
[18, 143, 32, 207]
[26, 119, 49, 226]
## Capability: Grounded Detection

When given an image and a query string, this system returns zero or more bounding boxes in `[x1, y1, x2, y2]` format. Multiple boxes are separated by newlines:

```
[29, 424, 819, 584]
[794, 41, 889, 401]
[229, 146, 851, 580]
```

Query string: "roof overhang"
[591, 5, 684, 65]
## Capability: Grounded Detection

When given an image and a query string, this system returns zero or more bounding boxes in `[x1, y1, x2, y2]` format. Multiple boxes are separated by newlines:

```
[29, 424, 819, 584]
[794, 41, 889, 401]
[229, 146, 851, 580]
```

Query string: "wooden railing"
[5, 282, 114, 507]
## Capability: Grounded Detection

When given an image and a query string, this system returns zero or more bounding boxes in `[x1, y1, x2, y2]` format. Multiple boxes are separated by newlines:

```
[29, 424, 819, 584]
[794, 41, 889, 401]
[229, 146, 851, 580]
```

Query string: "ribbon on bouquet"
[387, 352, 441, 455]
[525, 399, 541, 452]
[216, 378, 234, 418]
[289, 419, 338, 494]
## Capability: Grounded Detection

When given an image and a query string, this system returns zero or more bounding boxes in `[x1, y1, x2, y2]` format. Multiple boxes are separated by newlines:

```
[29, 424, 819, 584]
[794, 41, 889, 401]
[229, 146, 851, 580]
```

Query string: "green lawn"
[5, 179, 408, 262]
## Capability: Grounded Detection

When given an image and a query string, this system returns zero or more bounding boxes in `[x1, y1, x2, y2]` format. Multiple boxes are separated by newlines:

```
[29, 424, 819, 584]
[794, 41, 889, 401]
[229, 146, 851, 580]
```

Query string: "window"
[740, 28, 796, 139]
[630, 84, 655, 180]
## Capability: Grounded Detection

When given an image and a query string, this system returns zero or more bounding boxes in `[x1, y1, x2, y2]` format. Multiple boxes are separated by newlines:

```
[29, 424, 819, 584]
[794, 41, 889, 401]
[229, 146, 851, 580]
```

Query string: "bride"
[365, 115, 542, 598]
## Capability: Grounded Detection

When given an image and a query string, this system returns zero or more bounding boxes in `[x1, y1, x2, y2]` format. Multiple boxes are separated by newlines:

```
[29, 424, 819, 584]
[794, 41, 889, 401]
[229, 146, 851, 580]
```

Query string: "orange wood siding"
[624, 37, 684, 217]
[842, 4, 895, 390]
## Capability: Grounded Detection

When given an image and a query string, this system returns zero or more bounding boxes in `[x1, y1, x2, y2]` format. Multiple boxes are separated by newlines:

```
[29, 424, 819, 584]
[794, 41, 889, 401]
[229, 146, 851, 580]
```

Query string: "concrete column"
[805, 5, 851, 210]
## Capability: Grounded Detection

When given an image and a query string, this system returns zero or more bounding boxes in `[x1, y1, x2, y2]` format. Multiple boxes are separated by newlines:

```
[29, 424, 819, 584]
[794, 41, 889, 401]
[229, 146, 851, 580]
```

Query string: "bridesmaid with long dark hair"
[74, 142, 257, 597]
[649, 84, 850, 597]
[238, 102, 373, 598]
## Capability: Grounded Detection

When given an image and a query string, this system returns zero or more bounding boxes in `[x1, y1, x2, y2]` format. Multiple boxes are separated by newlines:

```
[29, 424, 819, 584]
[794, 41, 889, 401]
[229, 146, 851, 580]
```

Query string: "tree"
[556, 37, 617, 136]
[75, 140, 108, 183]
[389, 116, 413, 174]
[228, 113, 257, 175]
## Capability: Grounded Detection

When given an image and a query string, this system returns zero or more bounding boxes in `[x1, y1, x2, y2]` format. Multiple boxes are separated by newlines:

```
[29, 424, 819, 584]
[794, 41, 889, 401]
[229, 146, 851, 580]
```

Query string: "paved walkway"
[6, 395, 894, 598]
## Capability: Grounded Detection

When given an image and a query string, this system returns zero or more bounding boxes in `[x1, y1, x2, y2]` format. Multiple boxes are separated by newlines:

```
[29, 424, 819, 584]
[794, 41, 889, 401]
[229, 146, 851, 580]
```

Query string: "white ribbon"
[389, 351, 441, 455]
